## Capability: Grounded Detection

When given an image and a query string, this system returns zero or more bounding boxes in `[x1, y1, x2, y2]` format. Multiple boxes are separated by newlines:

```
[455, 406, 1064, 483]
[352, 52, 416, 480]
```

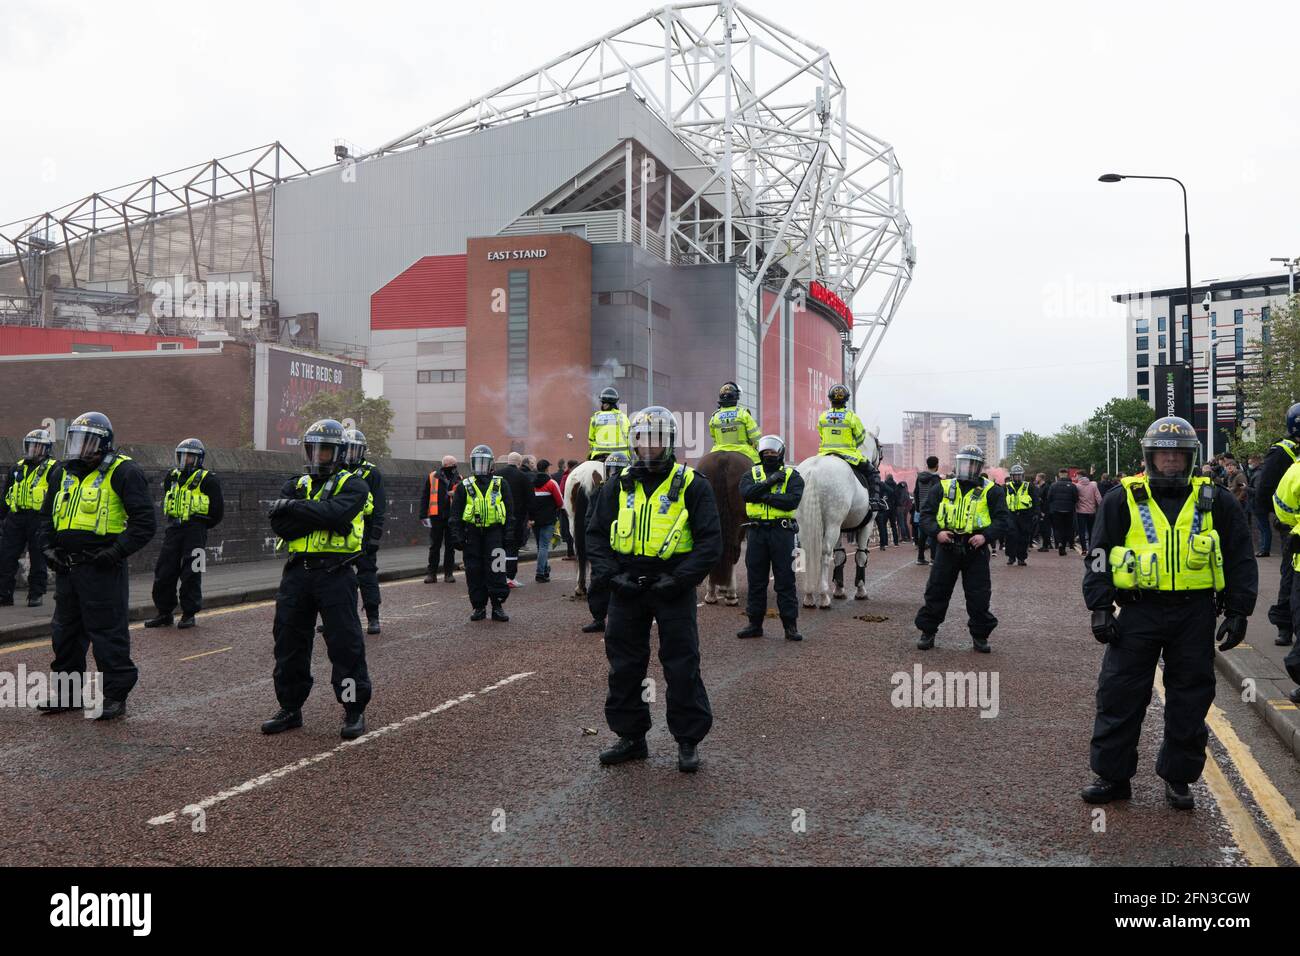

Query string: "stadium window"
[1136, 335, 1149, 351]
[1137, 371, 1149, 385]
[416, 426, 466, 440]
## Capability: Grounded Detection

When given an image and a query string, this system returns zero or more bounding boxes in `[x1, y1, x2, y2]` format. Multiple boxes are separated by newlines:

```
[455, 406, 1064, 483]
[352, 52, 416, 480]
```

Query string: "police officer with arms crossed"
[448, 444, 514, 622]
[580, 450, 630, 634]
[145, 438, 224, 631]
[0, 427, 56, 607]
[587, 406, 722, 772]
[262, 419, 373, 740]
[38, 412, 156, 719]
[707, 381, 761, 463]
[1257, 401, 1300, 646]
[737, 435, 805, 641]
[588, 386, 630, 461]
[1002, 463, 1034, 567]
[1082, 417, 1256, 810]
[340, 428, 385, 635]
[914, 444, 1009, 653]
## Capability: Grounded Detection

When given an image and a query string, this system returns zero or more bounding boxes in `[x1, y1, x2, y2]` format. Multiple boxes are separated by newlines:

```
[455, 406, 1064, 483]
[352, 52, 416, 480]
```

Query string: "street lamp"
[1269, 256, 1297, 297]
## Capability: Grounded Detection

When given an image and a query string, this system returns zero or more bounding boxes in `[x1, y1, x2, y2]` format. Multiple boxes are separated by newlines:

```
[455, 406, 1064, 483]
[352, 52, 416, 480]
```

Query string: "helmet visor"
[471, 453, 493, 476]
[955, 457, 983, 482]
[1143, 446, 1197, 488]
[304, 442, 338, 474]
[604, 455, 629, 479]
[176, 451, 202, 471]
[342, 440, 366, 466]
[64, 431, 103, 462]
[24, 440, 50, 460]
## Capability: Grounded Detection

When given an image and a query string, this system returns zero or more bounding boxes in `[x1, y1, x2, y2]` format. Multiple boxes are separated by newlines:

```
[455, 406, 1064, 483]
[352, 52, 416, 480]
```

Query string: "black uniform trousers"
[1269, 533, 1296, 640]
[151, 521, 207, 616]
[745, 522, 799, 624]
[587, 579, 610, 624]
[0, 511, 46, 601]
[272, 559, 371, 712]
[914, 543, 997, 639]
[427, 519, 455, 575]
[463, 526, 508, 609]
[1006, 511, 1033, 562]
[1285, 552, 1300, 685]
[1090, 594, 1216, 784]
[50, 560, 137, 702]
[605, 586, 712, 744]
[355, 547, 381, 614]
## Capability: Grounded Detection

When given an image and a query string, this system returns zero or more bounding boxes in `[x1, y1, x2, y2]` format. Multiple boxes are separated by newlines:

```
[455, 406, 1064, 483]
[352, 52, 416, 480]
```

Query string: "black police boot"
[1080, 777, 1131, 804]
[341, 709, 366, 740]
[782, 618, 803, 642]
[581, 619, 606, 633]
[972, 636, 991, 654]
[736, 619, 764, 639]
[144, 613, 174, 628]
[365, 606, 381, 635]
[261, 707, 303, 735]
[491, 602, 509, 623]
[1017, 559, 1027, 567]
[95, 699, 127, 721]
[1276, 628, 1293, 647]
[915, 556, 928, 566]
[423, 572, 436, 583]
[1164, 781, 1195, 811]
[444, 573, 455, 583]
[1289, 686, 1300, 705]
[599, 736, 648, 766]
[177, 614, 196, 630]
[26, 595, 42, 608]
[1006, 556, 1015, 566]
[678, 742, 700, 773]
[470, 607, 487, 622]
[37, 699, 78, 714]
[916, 632, 935, 651]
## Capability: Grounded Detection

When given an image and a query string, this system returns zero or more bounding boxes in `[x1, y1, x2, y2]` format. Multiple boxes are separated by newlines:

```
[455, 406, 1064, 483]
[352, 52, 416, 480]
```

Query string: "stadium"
[0, 1, 914, 462]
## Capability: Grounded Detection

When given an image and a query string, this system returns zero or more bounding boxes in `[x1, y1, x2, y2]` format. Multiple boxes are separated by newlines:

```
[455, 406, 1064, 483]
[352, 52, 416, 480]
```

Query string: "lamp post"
[1270, 256, 1297, 297]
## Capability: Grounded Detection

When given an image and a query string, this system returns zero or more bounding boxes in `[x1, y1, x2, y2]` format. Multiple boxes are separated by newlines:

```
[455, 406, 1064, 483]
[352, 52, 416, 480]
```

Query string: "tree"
[1235, 295, 1300, 459]
[296, 389, 395, 458]
[1001, 397, 1153, 476]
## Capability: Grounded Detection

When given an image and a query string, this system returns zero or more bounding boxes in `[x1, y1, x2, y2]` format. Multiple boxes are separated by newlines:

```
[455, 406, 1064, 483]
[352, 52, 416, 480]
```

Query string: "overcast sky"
[4, 0, 1298, 444]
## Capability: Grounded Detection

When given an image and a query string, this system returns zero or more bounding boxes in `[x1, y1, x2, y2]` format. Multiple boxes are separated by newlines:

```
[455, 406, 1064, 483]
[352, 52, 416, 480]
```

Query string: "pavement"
[1, 538, 1298, 866]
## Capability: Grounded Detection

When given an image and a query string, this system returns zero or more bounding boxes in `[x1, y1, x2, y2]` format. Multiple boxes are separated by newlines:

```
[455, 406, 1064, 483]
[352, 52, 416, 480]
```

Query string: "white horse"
[794, 430, 881, 608]
[562, 459, 606, 597]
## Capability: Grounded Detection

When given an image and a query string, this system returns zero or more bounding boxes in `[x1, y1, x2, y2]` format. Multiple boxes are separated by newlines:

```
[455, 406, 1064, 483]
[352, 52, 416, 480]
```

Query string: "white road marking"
[146, 671, 534, 827]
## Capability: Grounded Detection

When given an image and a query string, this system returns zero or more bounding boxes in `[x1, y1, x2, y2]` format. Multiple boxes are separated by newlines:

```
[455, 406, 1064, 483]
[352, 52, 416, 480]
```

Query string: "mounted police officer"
[448, 444, 514, 622]
[38, 412, 156, 720]
[1082, 416, 1257, 811]
[1258, 401, 1300, 646]
[1003, 463, 1034, 567]
[817, 383, 886, 510]
[707, 381, 761, 463]
[262, 419, 373, 740]
[737, 435, 805, 641]
[145, 438, 224, 630]
[0, 427, 56, 607]
[581, 450, 630, 634]
[341, 428, 385, 635]
[914, 444, 1009, 653]
[588, 386, 630, 461]
[587, 406, 722, 772]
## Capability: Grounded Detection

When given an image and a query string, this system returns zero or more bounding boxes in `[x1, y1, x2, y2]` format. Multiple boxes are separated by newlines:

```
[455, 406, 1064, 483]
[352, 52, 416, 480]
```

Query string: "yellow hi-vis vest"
[5, 458, 54, 512]
[462, 476, 506, 528]
[1274, 439, 1298, 464]
[286, 472, 366, 554]
[1272, 460, 1300, 568]
[745, 464, 796, 521]
[817, 408, 866, 465]
[1004, 480, 1033, 513]
[709, 406, 761, 462]
[936, 477, 993, 533]
[589, 410, 630, 457]
[610, 464, 696, 559]
[162, 469, 210, 522]
[52, 455, 131, 536]
[1109, 475, 1224, 591]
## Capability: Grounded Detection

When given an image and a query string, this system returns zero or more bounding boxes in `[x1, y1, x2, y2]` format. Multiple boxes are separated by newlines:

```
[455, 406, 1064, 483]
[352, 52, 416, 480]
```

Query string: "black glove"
[1216, 615, 1247, 652]
[91, 546, 124, 570]
[1090, 608, 1118, 645]
[450, 534, 464, 551]
[267, 498, 294, 517]
[610, 572, 645, 597]
[43, 548, 67, 572]
[650, 574, 687, 600]
[871, 496, 889, 512]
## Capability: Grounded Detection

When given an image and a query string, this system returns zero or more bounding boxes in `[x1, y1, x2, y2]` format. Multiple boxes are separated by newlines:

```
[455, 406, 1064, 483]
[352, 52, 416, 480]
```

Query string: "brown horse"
[694, 450, 753, 605]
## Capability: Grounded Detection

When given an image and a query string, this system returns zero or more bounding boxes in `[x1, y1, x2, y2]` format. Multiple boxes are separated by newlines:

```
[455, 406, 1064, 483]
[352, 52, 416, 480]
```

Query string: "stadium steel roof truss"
[373, 1, 914, 375]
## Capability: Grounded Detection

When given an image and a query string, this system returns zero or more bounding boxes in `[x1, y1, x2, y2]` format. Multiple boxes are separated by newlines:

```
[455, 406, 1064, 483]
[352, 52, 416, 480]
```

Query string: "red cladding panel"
[0, 327, 193, 355]
[792, 301, 844, 462]
[370, 255, 468, 331]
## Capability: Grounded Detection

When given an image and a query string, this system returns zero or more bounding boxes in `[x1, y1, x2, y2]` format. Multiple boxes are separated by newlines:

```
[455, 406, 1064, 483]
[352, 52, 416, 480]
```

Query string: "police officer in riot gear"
[1258, 401, 1300, 645]
[262, 419, 373, 740]
[915, 444, 1010, 653]
[145, 438, 224, 630]
[1082, 416, 1257, 811]
[588, 387, 630, 461]
[1003, 463, 1034, 567]
[0, 427, 56, 607]
[581, 450, 631, 634]
[448, 444, 514, 622]
[38, 412, 156, 719]
[341, 428, 385, 635]
[587, 406, 722, 772]
[817, 383, 887, 510]
[1266, 444, 1300, 703]
[737, 435, 805, 641]
[707, 382, 761, 463]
